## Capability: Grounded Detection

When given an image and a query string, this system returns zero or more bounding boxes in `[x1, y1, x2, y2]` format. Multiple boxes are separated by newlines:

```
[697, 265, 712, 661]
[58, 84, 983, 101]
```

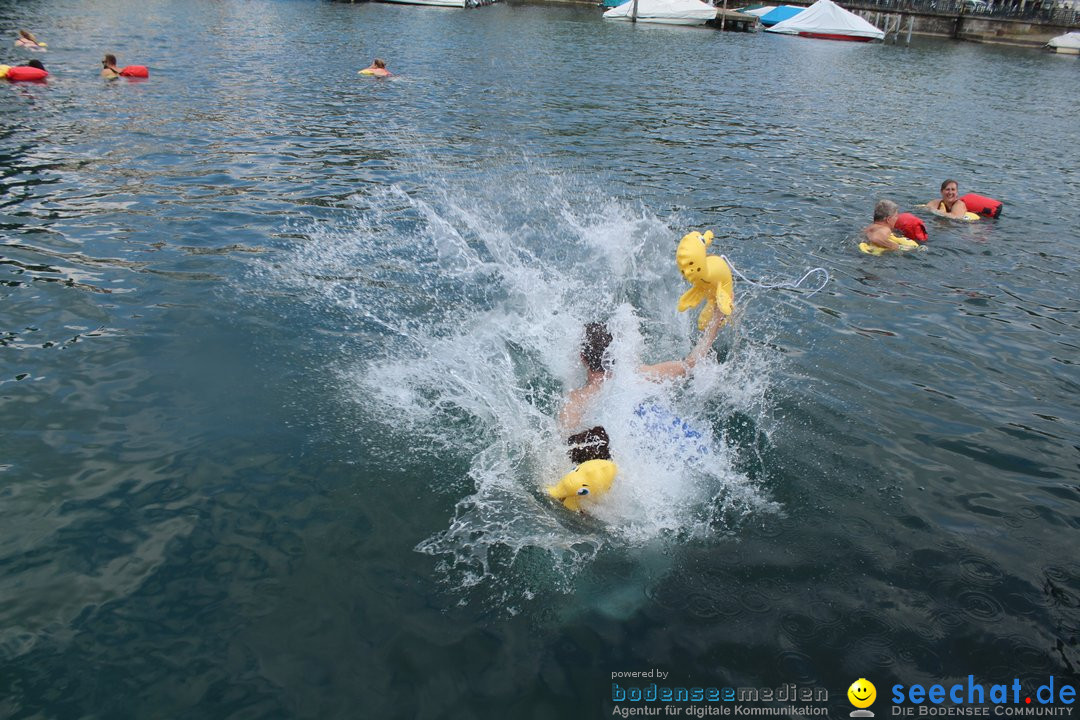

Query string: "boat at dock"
[756, 5, 804, 26]
[1046, 31, 1080, 54]
[603, 0, 718, 26]
[765, 0, 884, 41]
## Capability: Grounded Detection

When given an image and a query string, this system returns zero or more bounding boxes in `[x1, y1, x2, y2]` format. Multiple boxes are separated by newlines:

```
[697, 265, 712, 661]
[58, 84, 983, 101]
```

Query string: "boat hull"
[797, 31, 875, 41]
[377, 0, 468, 7]
[605, 15, 712, 24]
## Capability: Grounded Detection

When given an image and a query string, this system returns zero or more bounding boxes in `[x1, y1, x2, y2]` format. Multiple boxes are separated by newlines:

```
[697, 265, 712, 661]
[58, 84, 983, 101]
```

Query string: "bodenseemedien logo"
[848, 678, 877, 718]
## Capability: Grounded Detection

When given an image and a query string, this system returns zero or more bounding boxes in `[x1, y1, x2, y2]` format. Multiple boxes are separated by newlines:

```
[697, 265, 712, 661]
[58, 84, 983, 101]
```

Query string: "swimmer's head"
[940, 179, 958, 192]
[581, 322, 612, 374]
[567, 425, 610, 465]
[372, 58, 386, 69]
[103, 54, 117, 68]
[873, 199, 898, 222]
[26, 59, 45, 71]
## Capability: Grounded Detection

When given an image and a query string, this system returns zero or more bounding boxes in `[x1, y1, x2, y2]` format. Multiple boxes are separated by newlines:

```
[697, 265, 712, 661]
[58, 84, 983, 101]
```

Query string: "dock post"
[721, 0, 728, 30]
[631, 0, 638, 22]
[906, 15, 913, 44]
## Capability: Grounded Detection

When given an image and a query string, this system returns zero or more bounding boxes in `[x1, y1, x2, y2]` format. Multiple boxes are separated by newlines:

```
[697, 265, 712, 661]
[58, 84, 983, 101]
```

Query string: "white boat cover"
[765, 0, 884, 39]
[742, 5, 777, 16]
[604, 0, 717, 22]
[1047, 31, 1080, 50]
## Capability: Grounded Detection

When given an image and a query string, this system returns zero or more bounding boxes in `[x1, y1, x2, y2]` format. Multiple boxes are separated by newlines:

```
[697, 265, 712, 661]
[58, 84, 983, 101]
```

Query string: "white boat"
[1046, 31, 1080, 54]
[603, 0, 717, 26]
[765, 0, 884, 41]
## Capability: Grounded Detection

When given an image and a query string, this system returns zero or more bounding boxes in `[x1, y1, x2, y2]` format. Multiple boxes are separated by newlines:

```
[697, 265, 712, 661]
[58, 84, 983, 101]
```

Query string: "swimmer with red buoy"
[101, 54, 149, 79]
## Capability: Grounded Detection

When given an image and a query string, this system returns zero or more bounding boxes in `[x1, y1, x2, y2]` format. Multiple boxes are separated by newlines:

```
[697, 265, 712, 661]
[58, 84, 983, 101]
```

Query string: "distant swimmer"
[101, 54, 149, 79]
[101, 54, 120, 78]
[860, 200, 921, 255]
[3, 58, 48, 81]
[15, 30, 46, 50]
[862, 199, 902, 251]
[926, 179, 970, 219]
[358, 58, 392, 77]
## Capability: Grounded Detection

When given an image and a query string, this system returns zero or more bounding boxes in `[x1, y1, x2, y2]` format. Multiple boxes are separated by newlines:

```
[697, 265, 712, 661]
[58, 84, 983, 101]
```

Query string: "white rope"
[720, 255, 830, 297]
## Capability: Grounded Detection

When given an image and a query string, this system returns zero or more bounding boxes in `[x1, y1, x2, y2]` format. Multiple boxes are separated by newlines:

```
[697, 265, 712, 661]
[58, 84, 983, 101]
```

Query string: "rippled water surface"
[2, 0, 1078, 718]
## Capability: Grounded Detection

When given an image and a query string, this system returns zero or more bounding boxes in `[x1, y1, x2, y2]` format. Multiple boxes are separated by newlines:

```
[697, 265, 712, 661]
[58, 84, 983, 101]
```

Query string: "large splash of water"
[266, 159, 782, 607]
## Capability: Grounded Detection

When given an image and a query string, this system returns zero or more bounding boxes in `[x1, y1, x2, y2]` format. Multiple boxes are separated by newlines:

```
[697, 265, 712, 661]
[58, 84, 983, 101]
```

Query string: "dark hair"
[581, 322, 612, 374]
[104, 54, 117, 67]
[940, 179, 958, 191]
[27, 59, 45, 71]
[567, 426, 610, 465]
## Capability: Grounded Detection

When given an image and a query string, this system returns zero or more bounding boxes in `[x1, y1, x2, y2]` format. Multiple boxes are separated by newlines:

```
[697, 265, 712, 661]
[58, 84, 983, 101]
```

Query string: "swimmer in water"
[359, 58, 392, 77]
[101, 54, 120, 79]
[926, 179, 969, 219]
[558, 312, 725, 435]
[16, 59, 47, 72]
[862, 199, 901, 251]
[16, 30, 45, 49]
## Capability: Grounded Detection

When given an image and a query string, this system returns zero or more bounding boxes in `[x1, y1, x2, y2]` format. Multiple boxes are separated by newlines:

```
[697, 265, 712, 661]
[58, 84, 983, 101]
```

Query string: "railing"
[845, 0, 1080, 25]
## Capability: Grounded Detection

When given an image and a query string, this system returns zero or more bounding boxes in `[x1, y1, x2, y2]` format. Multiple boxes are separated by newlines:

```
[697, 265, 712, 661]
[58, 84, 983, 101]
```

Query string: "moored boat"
[603, 0, 717, 26]
[1046, 31, 1080, 54]
[765, 0, 884, 41]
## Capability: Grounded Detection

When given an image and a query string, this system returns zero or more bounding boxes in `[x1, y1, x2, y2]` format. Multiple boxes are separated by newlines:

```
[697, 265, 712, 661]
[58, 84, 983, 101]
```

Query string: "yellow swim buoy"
[0, 65, 10, 79]
[859, 234, 921, 255]
[547, 459, 616, 512]
[675, 230, 734, 331]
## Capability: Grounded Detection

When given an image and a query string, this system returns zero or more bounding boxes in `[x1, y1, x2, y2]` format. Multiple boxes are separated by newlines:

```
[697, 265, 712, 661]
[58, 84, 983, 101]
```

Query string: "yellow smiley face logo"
[848, 678, 876, 708]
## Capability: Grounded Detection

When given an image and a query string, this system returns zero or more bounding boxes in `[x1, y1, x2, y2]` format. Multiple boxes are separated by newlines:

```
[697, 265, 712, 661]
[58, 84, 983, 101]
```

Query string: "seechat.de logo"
[848, 678, 877, 718]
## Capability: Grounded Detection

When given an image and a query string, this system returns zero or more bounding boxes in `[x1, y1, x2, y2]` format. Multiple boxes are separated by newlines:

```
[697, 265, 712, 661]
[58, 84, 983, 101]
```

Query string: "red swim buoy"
[6, 66, 48, 82]
[119, 65, 149, 78]
[894, 213, 928, 243]
[960, 193, 1002, 219]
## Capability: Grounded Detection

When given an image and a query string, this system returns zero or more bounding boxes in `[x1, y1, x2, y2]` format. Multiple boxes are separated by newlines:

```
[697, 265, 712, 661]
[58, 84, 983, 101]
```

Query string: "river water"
[1, 0, 1078, 718]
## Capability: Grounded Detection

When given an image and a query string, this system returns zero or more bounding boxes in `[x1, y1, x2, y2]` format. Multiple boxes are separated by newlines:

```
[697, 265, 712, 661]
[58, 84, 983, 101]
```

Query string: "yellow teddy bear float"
[547, 459, 617, 512]
[675, 230, 734, 330]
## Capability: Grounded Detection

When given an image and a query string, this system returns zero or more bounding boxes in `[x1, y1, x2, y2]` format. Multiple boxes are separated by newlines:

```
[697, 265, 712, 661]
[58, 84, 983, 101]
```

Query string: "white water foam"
[265, 160, 782, 606]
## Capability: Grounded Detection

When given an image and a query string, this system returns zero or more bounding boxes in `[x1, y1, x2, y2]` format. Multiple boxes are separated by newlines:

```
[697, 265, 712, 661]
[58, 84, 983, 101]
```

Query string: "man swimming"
[862, 199, 901, 251]
[558, 313, 724, 436]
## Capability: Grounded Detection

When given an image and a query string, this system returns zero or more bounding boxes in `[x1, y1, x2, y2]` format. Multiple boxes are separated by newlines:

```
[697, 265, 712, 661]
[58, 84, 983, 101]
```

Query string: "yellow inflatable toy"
[358, 69, 376, 75]
[0, 65, 10, 79]
[547, 459, 617, 512]
[859, 235, 921, 256]
[676, 229, 734, 331]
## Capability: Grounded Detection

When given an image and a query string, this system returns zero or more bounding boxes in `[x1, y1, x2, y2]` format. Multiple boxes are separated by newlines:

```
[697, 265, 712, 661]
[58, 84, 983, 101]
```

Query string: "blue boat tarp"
[758, 5, 804, 25]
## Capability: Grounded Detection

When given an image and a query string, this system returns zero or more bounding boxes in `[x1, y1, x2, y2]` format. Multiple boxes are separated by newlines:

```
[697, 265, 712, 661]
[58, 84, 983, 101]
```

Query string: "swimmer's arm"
[948, 199, 968, 217]
[558, 383, 596, 431]
[641, 312, 725, 380]
[869, 233, 899, 250]
[865, 226, 898, 249]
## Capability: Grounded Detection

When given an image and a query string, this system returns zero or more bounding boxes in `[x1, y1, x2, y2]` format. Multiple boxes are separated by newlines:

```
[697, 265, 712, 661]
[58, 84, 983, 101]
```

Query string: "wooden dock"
[709, 9, 758, 31]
